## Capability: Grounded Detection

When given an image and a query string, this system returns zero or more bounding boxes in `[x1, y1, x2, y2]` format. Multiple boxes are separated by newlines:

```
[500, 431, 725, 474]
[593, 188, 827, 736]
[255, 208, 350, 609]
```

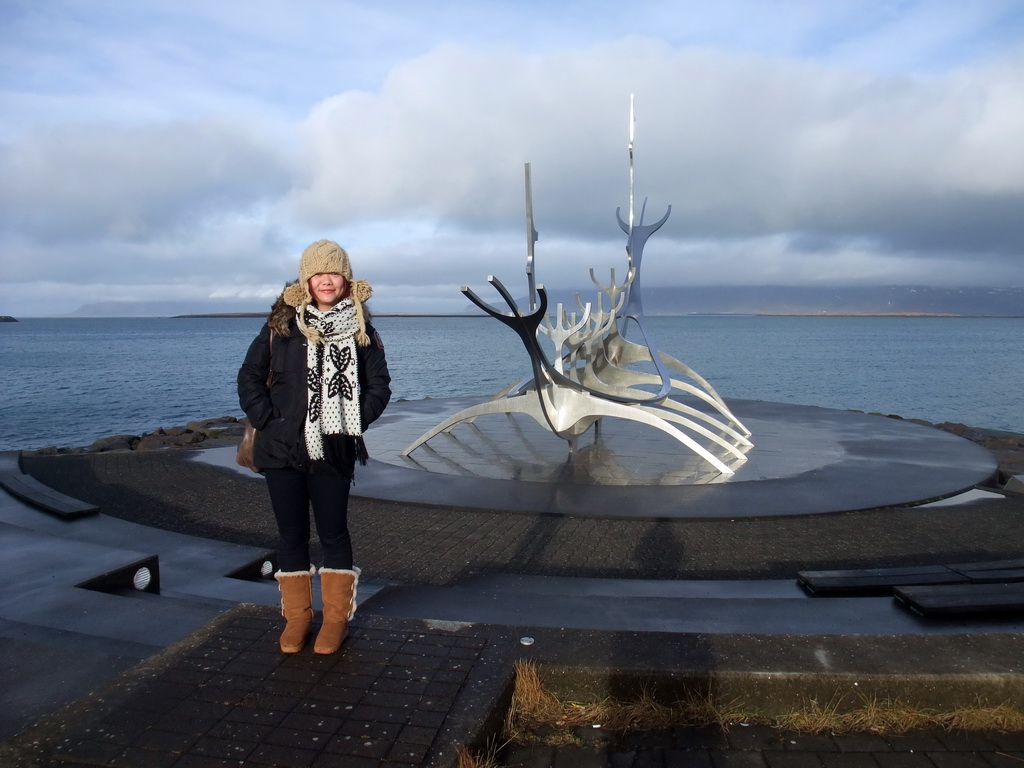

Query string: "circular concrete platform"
[358, 397, 997, 519]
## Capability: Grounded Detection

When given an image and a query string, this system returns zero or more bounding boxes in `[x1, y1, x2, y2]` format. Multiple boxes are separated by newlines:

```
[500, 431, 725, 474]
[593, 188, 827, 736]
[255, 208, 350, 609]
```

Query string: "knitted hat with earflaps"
[282, 239, 372, 346]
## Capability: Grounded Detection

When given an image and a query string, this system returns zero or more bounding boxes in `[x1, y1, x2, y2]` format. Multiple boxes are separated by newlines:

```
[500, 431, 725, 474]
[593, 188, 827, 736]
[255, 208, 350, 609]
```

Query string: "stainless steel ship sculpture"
[402, 99, 753, 475]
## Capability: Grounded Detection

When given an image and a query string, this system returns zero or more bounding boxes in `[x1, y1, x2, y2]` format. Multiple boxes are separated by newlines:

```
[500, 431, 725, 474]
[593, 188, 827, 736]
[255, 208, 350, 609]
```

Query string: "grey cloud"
[288, 41, 1024, 275]
[814, 191, 1024, 257]
[0, 119, 292, 245]
[0, 211, 297, 318]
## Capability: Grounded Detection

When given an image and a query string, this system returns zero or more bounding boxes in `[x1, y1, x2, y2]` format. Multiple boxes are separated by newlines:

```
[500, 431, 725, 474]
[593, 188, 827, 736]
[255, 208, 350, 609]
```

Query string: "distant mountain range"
[57, 286, 1024, 318]
[62, 301, 264, 318]
[494, 285, 1024, 317]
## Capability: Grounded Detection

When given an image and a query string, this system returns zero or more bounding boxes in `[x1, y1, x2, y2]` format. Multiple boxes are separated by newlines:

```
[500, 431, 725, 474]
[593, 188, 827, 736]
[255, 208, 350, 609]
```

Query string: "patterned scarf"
[299, 300, 362, 461]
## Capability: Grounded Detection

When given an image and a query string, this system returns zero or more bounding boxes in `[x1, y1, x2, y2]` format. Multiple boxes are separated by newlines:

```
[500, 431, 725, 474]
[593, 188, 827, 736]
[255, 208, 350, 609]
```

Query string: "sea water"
[0, 315, 1021, 451]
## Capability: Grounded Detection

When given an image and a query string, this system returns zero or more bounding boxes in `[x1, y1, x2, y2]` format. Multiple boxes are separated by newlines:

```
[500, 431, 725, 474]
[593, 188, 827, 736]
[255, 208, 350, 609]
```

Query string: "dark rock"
[135, 432, 205, 451]
[187, 416, 244, 439]
[205, 423, 245, 438]
[88, 435, 139, 452]
[995, 451, 1024, 476]
[939, 422, 1024, 446]
[985, 436, 1024, 450]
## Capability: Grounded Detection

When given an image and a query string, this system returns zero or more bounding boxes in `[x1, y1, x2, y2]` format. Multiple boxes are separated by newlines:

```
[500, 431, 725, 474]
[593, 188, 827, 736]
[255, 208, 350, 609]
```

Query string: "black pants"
[264, 467, 353, 572]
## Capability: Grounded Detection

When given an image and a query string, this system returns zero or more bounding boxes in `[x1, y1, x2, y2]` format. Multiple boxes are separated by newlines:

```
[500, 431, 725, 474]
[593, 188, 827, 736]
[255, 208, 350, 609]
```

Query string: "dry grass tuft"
[455, 736, 504, 768]
[503, 661, 1024, 745]
[507, 659, 564, 728]
[942, 702, 1024, 733]
[455, 746, 494, 768]
[674, 688, 749, 730]
[777, 696, 1024, 735]
[506, 662, 752, 742]
[776, 695, 933, 734]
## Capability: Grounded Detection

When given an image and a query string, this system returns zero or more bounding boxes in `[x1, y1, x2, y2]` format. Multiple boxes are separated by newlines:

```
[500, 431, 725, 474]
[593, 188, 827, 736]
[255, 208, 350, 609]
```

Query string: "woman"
[237, 239, 391, 654]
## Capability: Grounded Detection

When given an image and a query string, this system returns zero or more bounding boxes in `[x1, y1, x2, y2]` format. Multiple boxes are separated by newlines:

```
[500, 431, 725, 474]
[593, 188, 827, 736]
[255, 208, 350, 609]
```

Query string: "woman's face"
[309, 273, 347, 310]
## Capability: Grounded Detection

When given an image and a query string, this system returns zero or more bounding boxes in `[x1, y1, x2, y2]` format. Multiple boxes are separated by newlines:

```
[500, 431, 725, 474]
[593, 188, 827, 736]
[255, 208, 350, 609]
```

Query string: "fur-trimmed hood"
[268, 289, 297, 338]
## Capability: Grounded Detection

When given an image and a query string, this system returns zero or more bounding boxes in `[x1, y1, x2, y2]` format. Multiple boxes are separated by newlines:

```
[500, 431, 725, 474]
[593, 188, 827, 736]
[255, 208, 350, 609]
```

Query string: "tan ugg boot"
[314, 567, 359, 655]
[275, 567, 315, 653]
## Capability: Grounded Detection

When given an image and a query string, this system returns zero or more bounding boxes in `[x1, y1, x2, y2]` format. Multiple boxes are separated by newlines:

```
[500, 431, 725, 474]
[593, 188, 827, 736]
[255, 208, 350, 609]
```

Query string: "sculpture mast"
[525, 162, 539, 310]
[628, 93, 636, 236]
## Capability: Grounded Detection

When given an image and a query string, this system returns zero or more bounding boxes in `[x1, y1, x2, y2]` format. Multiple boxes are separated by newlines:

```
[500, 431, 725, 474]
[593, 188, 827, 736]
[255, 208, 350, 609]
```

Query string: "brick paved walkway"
[0, 606, 508, 768]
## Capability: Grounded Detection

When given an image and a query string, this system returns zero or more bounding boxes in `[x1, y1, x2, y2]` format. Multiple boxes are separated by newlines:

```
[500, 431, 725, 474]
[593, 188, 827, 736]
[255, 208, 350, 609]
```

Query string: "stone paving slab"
[0, 605, 514, 768]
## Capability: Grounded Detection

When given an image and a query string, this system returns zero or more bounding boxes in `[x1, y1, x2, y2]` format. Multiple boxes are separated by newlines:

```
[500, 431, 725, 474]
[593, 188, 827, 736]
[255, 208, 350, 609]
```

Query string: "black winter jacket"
[237, 318, 392, 473]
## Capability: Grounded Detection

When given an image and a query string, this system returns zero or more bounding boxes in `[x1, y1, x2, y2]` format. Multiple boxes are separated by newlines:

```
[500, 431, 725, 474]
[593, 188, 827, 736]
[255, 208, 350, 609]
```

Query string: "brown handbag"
[236, 331, 274, 472]
[235, 420, 261, 472]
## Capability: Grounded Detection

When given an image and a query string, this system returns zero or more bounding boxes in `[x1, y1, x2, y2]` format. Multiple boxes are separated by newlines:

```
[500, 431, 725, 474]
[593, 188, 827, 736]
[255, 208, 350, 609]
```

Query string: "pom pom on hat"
[282, 281, 306, 307]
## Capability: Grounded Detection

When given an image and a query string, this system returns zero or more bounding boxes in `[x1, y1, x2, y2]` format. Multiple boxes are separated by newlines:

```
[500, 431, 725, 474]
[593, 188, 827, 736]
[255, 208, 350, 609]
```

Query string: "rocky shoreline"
[26, 415, 248, 455]
[20, 410, 1024, 481]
